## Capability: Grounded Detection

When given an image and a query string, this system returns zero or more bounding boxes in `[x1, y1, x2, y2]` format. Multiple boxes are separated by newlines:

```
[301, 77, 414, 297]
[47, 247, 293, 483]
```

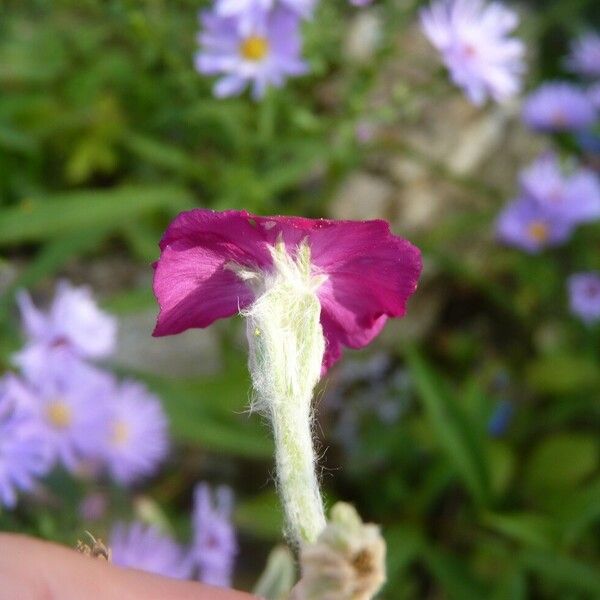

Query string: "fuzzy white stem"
[241, 240, 327, 545]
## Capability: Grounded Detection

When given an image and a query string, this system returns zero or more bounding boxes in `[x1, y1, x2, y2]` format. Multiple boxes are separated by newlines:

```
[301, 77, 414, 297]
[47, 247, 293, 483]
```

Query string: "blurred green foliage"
[1, 0, 599, 598]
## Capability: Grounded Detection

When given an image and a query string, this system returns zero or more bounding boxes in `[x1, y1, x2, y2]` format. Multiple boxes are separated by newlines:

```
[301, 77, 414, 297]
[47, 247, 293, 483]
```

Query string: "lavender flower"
[420, 0, 525, 105]
[567, 32, 600, 79]
[29, 361, 112, 472]
[568, 272, 600, 324]
[496, 197, 574, 253]
[195, 6, 308, 99]
[102, 381, 169, 485]
[215, 0, 316, 20]
[193, 483, 237, 587]
[0, 375, 52, 508]
[589, 83, 600, 110]
[522, 82, 597, 133]
[15, 281, 117, 379]
[520, 153, 600, 225]
[110, 522, 192, 580]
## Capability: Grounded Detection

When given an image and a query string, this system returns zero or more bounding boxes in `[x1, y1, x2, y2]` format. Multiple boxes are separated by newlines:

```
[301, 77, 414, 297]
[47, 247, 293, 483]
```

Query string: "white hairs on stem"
[241, 239, 327, 545]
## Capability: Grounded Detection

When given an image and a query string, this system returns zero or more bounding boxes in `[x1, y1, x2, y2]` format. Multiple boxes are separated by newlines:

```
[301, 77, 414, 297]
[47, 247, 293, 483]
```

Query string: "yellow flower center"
[111, 420, 129, 446]
[46, 400, 72, 429]
[240, 36, 269, 61]
[528, 221, 549, 243]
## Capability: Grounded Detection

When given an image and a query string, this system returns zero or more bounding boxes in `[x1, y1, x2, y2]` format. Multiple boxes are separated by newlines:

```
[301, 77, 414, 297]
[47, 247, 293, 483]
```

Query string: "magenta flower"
[152, 210, 422, 372]
[420, 0, 525, 105]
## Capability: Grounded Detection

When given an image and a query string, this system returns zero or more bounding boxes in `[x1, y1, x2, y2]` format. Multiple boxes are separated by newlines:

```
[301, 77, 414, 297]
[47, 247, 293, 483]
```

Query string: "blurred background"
[0, 0, 599, 598]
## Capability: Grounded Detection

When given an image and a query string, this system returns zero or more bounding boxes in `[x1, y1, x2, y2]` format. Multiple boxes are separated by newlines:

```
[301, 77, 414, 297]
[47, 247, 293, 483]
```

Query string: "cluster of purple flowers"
[0, 281, 169, 509]
[195, 0, 373, 99]
[496, 152, 600, 253]
[496, 30, 600, 325]
[110, 483, 237, 587]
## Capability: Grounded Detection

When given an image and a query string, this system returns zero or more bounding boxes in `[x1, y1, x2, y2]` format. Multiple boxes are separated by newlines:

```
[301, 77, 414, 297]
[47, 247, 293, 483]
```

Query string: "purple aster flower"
[215, 0, 316, 21]
[420, 0, 525, 105]
[496, 197, 574, 253]
[15, 281, 117, 379]
[0, 375, 52, 508]
[102, 380, 169, 485]
[195, 7, 308, 99]
[588, 83, 600, 110]
[568, 272, 600, 324]
[519, 153, 600, 225]
[152, 210, 421, 372]
[522, 82, 597, 133]
[567, 32, 600, 79]
[110, 522, 193, 580]
[193, 483, 237, 587]
[28, 361, 112, 472]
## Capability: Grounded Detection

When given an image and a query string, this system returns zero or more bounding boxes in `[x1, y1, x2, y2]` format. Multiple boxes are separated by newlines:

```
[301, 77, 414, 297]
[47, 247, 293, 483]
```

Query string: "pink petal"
[312, 220, 422, 368]
[153, 210, 272, 336]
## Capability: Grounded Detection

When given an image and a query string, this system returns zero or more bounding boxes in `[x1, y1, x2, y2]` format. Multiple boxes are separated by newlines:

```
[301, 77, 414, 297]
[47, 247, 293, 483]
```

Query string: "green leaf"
[520, 550, 600, 595]
[526, 355, 600, 394]
[423, 545, 489, 599]
[236, 491, 283, 540]
[0, 228, 109, 323]
[149, 368, 273, 459]
[405, 346, 491, 505]
[0, 186, 194, 245]
[525, 433, 599, 491]
[482, 512, 559, 549]
[253, 546, 296, 600]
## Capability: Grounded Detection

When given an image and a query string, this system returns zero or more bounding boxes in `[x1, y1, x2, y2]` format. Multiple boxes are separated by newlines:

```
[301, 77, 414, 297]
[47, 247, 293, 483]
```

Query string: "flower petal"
[153, 209, 272, 336]
[311, 220, 422, 366]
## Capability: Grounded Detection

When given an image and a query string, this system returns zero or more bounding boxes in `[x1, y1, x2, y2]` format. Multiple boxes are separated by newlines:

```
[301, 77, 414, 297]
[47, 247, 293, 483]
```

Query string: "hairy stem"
[242, 240, 327, 545]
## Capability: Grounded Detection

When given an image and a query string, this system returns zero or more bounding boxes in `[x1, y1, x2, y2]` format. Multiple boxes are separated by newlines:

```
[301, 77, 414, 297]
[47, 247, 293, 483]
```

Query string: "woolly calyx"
[293, 502, 386, 600]
[238, 238, 327, 545]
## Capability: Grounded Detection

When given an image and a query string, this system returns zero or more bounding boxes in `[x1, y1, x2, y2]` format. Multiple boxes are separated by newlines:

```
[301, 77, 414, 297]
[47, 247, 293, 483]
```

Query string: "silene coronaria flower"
[195, 7, 308, 99]
[102, 380, 169, 485]
[568, 272, 600, 324]
[153, 209, 421, 545]
[15, 281, 117, 378]
[522, 82, 597, 132]
[567, 32, 600, 79]
[110, 522, 193, 580]
[519, 153, 600, 225]
[152, 209, 422, 372]
[420, 0, 525, 105]
[193, 483, 237, 587]
[0, 375, 52, 508]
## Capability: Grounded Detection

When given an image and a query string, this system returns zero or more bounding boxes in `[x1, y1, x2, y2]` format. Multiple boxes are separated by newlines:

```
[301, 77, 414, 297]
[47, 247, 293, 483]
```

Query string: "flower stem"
[243, 240, 327, 545]
[269, 378, 326, 544]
